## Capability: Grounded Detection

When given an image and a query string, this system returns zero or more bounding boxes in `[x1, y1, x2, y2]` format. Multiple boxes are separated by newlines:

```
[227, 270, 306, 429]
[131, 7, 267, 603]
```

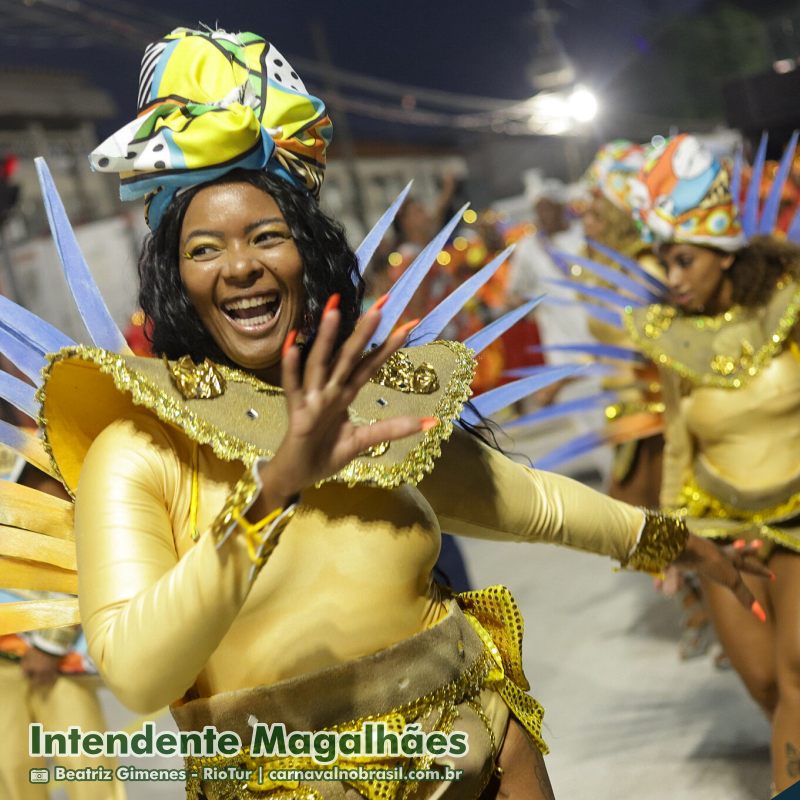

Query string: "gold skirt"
[171, 587, 544, 800]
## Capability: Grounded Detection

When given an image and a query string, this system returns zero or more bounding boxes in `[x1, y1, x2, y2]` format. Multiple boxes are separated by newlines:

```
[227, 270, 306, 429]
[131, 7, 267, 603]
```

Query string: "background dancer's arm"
[658, 369, 693, 509]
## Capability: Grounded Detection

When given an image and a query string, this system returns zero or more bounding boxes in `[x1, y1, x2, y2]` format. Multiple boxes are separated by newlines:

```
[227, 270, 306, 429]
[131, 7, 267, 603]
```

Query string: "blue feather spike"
[462, 296, 544, 355]
[788, 206, 800, 244]
[368, 203, 470, 348]
[584, 239, 668, 293]
[547, 249, 659, 303]
[544, 247, 573, 278]
[0, 418, 38, 456]
[410, 245, 515, 345]
[529, 343, 645, 363]
[535, 428, 609, 471]
[35, 158, 128, 353]
[0, 371, 38, 418]
[356, 181, 413, 276]
[504, 390, 619, 430]
[0, 326, 47, 383]
[759, 131, 799, 236]
[544, 278, 646, 309]
[543, 296, 622, 329]
[462, 364, 585, 424]
[503, 363, 617, 379]
[742, 133, 768, 238]
[0, 295, 74, 354]
[730, 146, 743, 212]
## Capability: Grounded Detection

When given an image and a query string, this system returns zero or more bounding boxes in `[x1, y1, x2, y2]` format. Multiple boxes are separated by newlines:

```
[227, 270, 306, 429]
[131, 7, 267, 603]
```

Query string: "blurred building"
[0, 67, 121, 239]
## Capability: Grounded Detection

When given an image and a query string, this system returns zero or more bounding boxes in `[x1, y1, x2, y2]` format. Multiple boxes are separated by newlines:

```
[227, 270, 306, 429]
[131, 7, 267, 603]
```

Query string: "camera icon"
[29, 768, 50, 784]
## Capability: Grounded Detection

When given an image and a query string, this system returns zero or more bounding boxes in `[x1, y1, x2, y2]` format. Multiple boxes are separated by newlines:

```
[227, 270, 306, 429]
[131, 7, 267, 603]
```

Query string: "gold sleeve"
[658, 367, 693, 509]
[74, 415, 256, 713]
[418, 428, 647, 563]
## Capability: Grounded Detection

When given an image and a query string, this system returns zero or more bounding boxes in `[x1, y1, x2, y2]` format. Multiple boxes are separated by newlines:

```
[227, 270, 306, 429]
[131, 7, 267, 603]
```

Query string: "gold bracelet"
[621, 509, 689, 574]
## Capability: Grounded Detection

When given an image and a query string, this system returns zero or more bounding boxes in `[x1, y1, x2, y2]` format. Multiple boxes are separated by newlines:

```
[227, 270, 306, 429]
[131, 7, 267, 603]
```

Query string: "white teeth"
[236, 312, 275, 328]
[223, 294, 277, 312]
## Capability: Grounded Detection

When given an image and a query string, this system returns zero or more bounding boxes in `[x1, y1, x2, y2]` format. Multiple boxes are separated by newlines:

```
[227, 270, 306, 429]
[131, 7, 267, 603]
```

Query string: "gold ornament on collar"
[710, 339, 755, 377]
[371, 351, 440, 394]
[167, 356, 227, 400]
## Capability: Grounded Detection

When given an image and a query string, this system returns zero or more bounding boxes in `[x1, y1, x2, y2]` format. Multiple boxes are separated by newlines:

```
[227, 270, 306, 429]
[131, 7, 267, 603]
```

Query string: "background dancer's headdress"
[584, 139, 644, 212]
[90, 27, 332, 230]
[629, 134, 745, 252]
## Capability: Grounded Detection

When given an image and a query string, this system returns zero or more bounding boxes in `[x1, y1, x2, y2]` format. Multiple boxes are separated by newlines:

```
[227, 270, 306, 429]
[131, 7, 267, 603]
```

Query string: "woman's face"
[659, 242, 734, 313]
[179, 182, 304, 379]
[581, 194, 607, 240]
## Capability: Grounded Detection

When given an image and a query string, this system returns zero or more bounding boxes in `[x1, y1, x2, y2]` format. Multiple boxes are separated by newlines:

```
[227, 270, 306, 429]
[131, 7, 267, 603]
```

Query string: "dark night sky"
[1, 0, 790, 140]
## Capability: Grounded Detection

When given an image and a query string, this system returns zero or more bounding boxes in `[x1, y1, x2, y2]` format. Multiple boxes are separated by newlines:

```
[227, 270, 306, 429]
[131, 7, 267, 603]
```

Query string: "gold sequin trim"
[604, 400, 665, 420]
[623, 282, 800, 388]
[372, 351, 440, 394]
[621, 510, 689, 574]
[209, 469, 261, 545]
[677, 475, 800, 553]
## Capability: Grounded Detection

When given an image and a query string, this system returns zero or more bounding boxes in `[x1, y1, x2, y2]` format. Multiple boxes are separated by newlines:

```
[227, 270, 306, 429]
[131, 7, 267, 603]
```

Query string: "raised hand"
[253, 295, 435, 511]
[675, 535, 774, 621]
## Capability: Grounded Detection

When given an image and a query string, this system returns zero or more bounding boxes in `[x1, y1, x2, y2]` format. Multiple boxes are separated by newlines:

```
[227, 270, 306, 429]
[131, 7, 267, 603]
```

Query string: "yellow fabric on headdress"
[90, 28, 332, 229]
[630, 134, 745, 252]
[585, 139, 644, 212]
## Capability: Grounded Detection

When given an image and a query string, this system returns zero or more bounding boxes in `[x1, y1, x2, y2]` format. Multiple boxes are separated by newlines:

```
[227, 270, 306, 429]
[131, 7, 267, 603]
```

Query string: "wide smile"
[219, 291, 282, 336]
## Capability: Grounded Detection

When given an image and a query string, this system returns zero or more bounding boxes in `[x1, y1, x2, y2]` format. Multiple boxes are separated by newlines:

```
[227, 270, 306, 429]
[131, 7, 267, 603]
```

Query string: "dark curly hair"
[727, 235, 800, 308]
[138, 169, 363, 364]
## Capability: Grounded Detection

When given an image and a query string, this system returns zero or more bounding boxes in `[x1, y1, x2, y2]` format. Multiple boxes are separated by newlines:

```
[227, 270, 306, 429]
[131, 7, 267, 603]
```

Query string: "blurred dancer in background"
[627, 134, 800, 794]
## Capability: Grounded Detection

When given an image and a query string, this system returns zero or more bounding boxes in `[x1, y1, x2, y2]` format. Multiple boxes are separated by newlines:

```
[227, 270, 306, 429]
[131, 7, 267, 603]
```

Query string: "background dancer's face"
[659, 242, 734, 314]
[179, 182, 305, 380]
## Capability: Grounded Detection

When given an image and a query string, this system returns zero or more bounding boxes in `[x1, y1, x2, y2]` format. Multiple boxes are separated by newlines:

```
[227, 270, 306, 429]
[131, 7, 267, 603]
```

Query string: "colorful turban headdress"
[629, 134, 745, 252]
[584, 139, 645, 212]
[90, 28, 332, 230]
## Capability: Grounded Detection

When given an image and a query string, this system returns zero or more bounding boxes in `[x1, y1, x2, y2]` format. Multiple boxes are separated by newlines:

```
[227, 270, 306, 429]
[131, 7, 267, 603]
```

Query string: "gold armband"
[621, 510, 689, 574]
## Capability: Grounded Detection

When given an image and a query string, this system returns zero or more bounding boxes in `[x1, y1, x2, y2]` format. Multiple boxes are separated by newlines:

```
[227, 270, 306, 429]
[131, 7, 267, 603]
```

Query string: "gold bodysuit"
[626, 278, 800, 552]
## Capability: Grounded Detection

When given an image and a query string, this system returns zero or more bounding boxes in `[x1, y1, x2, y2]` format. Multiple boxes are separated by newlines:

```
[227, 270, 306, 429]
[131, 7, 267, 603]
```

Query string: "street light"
[567, 86, 598, 123]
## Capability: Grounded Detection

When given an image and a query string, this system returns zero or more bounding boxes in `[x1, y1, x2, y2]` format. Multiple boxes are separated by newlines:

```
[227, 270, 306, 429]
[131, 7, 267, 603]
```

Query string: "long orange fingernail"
[751, 601, 767, 623]
[323, 293, 341, 318]
[752, 539, 764, 548]
[373, 293, 390, 311]
[732, 539, 746, 550]
[769, 572, 777, 582]
[420, 417, 439, 432]
[282, 329, 297, 356]
[394, 318, 420, 339]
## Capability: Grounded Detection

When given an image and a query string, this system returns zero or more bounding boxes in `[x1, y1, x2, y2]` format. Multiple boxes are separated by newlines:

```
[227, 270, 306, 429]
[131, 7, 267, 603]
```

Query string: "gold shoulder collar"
[38, 341, 476, 496]
[624, 280, 800, 388]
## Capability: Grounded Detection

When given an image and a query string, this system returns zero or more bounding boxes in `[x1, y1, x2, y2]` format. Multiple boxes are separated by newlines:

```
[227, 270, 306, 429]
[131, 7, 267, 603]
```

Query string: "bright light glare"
[568, 87, 598, 122]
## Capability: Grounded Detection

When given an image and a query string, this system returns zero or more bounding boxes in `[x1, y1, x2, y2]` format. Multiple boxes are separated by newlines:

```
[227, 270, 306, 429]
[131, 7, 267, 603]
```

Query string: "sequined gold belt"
[692, 457, 800, 516]
[172, 586, 544, 800]
[678, 462, 800, 554]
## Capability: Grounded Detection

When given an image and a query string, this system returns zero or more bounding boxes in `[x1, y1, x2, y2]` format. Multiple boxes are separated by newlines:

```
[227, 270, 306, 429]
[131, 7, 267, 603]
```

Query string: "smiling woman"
[138, 170, 364, 379]
[178, 184, 306, 382]
[0, 29, 771, 800]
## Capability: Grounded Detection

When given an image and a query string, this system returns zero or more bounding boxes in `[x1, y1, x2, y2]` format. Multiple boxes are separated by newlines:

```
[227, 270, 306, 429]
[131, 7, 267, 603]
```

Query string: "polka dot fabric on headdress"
[90, 28, 332, 230]
[584, 139, 644, 212]
[629, 134, 746, 252]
